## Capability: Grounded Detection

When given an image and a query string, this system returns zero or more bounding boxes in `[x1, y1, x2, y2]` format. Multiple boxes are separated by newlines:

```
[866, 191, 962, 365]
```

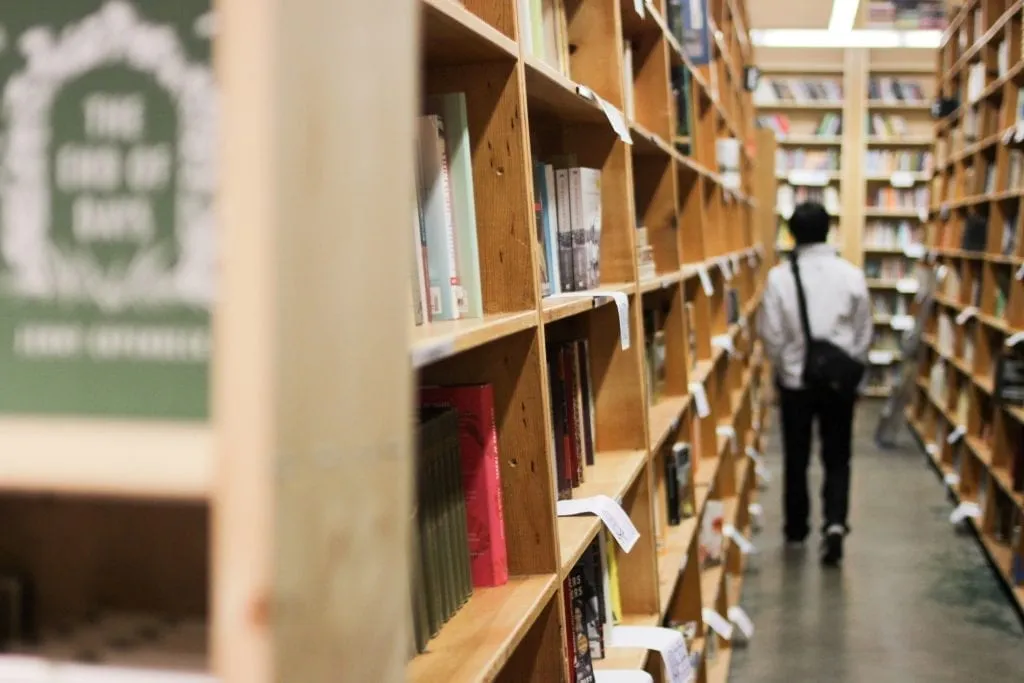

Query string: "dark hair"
[789, 202, 831, 245]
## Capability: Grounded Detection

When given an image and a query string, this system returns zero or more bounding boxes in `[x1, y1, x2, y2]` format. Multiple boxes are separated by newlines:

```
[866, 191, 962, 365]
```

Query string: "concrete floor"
[729, 402, 1024, 683]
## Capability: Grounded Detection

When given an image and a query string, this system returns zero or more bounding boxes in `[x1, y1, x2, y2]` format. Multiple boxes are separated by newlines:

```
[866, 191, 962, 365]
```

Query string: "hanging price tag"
[712, 334, 736, 357]
[732, 254, 741, 273]
[719, 257, 734, 281]
[896, 277, 919, 293]
[747, 251, 758, 268]
[697, 266, 714, 295]
[701, 608, 734, 641]
[1006, 332, 1024, 347]
[689, 382, 710, 418]
[597, 96, 633, 144]
[556, 495, 640, 552]
[891, 171, 915, 188]
[946, 425, 966, 444]
[728, 606, 755, 640]
[925, 443, 939, 456]
[716, 425, 737, 452]
[949, 501, 981, 524]
[935, 264, 949, 281]
[723, 524, 757, 554]
[869, 350, 896, 364]
[1015, 263, 1024, 281]
[576, 84, 596, 101]
[944, 472, 961, 487]
[890, 315, 915, 330]
[903, 243, 926, 259]
[548, 291, 631, 350]
[595, 671, 656, 683]
[787, 169, 829, 186]
[954, 306, 977, 325]
[746, 446, 772, 483]
[608, 627, 692, 683]
[633, 0, 645, 16]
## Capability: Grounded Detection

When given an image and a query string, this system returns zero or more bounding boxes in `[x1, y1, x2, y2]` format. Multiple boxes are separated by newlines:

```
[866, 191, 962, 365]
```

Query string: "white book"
[623, 41, 635, 121]
[569, 167, 589, 291]
[578, 168, 603, 289]
[416, 115, 463, 320]
[555, 168, 575, 291]
[542, 164, 561, 294]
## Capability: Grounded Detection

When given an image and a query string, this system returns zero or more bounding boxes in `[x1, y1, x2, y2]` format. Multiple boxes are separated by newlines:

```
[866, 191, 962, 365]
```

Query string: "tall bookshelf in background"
[753, 51, 937, 398]
[907, 0, 1024, 613]
[407, 1, 767, 683]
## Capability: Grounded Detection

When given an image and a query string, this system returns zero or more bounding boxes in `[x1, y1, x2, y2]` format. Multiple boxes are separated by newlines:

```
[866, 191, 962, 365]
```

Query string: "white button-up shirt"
[758, 244, 874, 390]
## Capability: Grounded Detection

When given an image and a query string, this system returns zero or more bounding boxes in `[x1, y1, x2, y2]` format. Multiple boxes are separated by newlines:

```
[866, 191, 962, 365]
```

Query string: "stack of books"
[533, 161, 603, 296]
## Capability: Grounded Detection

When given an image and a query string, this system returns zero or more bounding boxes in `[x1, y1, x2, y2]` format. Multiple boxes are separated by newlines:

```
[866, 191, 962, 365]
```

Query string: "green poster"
[0, 0, 215, 419]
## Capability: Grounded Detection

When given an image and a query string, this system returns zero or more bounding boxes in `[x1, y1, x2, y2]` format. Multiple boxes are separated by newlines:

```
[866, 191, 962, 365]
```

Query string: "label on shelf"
[711, 334, 736, 357]
[896, 278, 919, 294]
[411, 336, 456, 369]
[745, 446, 772, 483]
[633, 0, 645, 16]
[595, 671, 656, 683]
[701, 608, 734, 641]
[716, 424, 737, 453]
[556, 494, 640, 552]
[935, 264, 949, 281]
[890, 315, 915, 330]
[1015, 120, 1024, 143]
[902, 243, 926, 259]
[1006, 332, 1024, 347]
[1015, 263, 1024, 281]
[596, 96, 633, 144]
[954, 306, 977, 325]
[868, 350, 895, 365]
[697, 266, 714, 296]
[679, 551, 689, 573]
[787, 169, 829, 186]
[944, 471, 961, 487]
[749, 502, 764, 518]
[723, 523, 756, 555]
[925, 443, 939, 456]
[719, 257, 733, 280]
[731, 254, 741, 273]
[728, 606, 755, 640]
[949, 501, 981, 524]
[747, 251, 758, 268]
[689, 382, 710, 418]
[609, 627, 691, 683]
[918, 207, 929, 222]
[946, 425, 966, 444]
[890, 171, 915, 188]
[576, 84, 596, 101]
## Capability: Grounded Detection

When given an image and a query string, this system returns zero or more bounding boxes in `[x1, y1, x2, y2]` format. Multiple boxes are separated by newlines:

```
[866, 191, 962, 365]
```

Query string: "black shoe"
[821, 529, 844, 567]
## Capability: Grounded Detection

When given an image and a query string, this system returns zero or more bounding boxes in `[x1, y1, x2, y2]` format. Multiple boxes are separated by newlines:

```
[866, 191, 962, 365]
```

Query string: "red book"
[421, 384, 509, 587]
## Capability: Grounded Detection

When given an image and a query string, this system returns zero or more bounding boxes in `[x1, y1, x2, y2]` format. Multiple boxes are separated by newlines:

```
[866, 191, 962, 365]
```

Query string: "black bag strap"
[789, 251, 814, 344]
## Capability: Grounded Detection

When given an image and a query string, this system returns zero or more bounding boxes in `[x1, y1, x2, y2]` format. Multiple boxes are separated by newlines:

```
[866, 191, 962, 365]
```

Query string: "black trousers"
[777, 384, 857, 540]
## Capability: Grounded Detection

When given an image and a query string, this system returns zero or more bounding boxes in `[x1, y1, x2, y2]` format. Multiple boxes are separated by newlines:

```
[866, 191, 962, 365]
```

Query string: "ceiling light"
[751, 29, 942, 49]
[829, 0, 861, 32]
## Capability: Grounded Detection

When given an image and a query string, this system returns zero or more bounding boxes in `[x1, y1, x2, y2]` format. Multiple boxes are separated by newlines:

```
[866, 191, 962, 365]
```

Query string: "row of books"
[865, 150, 933, 174]
[562, 531, 619, 683]
[754, 77, 843, 105]
[547, 338, 597, 500]
[413, 94, 483, 324]
[636, 226, 656, 282]
[868, 187, 929, 211]
[0, 612, 208, 681]
[533, 162, 604, 295]
[412, 385, 509, 653]
[673, 66, 697, 154]
[642, 299, 700, 407]
[517, 0, 569, 75]
[776, 149, 840, 173]
[865, 256, 911, 280]
[867, 0, 945, 30]
[867, 77, 926, 104]
[759, 113, 843, 138]
[864, 220, 924, 250]
[872, 292, 911, 316]
[867, 114, 913, 139]
[777, 185, 840, 217]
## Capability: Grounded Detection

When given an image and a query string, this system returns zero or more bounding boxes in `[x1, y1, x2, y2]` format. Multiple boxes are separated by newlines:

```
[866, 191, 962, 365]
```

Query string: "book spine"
[411, 471, 431, 652]
[665, 446, 681, 525]
[549, 350, 573, 499]
[577, 340, 596, 467]
[418, 416, 442, 635]
[580, 168, 602, 288]
[581, 538, 606, 660]
[568, 563, 595, 683]
[569, 168, 588, 291]
[533, 162, 553, 297]
[563, 345, 583, 489]
[447, 411, 474, 604]
[418, 115, 463, 320]
[597, 531, 616, 635]
[543, 164, 562, 295]
[562, 577, 577, 683]
[411, 199, 429, 325]
[556, 169, 575, 292]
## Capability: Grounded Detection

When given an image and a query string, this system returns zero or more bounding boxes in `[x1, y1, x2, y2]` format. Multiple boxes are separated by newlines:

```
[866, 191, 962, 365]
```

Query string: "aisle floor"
[729, 402, 1024, 683]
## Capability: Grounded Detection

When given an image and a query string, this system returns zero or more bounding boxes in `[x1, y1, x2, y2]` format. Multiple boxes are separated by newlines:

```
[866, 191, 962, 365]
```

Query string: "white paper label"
[716, 425, 737, 452]
[732, 254, 741, 273]
[944, 472, 961, 486]
[935, 264, 949, 281]
[697, 266, 714, 295]
[896, 278, 920, 294]
[728, 605, 755, 639]
[755, 244, 765, 256]
[556, 495, 640, 552]
[746, 446, 772, 483]
[689, 382, 710, 418]
[597, 96, 633, 144]
[1016, 263, 1024, 281]
[1006, 332, 1024, 347]
[890, 314, 915, 330]
[712, 334, 736, 357]
[748, 502, 764, 518]
[747, 251, 758, 268]
[576, 84, 596, 101]
[787, 169, 829, 186]
[633, 0, 645, 16]
[946, 425, 966, 444]
[949, 501, 981, 524]
[608, 627, 692, 683]
[679, 551, 688, 573]
[1015, 119, 1024, 142]
[595, 671, 656, 683]
[719, 257, 734, 281]
[724, 523, 756, 554]
[925, 443, 939, 456]
[955, 306, 977, 325]
[869, 350, 895, 364]
[918, 207, 929, 222]
[411, 336, 455, 369]
[702, 608, 734, 641]
[890, 171, 915, 188]
[1004, 127, 1017, 144]
[903, 243, 926, 259]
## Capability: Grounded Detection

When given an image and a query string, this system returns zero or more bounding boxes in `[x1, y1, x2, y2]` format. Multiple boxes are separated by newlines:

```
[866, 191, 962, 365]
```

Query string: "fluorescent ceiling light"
[829, 0, 861, 32]
[751, 29, 942, 49]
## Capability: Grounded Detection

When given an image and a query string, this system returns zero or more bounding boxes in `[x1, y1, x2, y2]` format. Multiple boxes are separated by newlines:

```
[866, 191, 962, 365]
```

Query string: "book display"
[754, 53, 936, 396]
[907, 0, 1024, 616]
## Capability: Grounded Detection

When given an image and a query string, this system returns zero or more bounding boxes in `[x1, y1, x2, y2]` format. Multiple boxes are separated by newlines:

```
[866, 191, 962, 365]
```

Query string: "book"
[580, 538, 607, 659]
[549, 350, 573, 500]
[426, 93, 482, 317]
[562, 575, 577, 683]
[579, 168, 603, 289]
[533, 162, 553, 297]
[567, 562, 596, 683]
[699, 498, 724, 567]
[577, 339, 597, 467]
[726, 288, 740, 325]
[603, 529, 623, 623]
[665, 443, 681, 525]
[569, 168, 589, 291]
[679, 0, 711, 66]
[556, 168, 575, 292]
[417, 115, 465, 320]
[411, 199, 429, 326]
[684, 301, 698, 370]
[420, 385, 509, 587]
[563, 344, 585, 488]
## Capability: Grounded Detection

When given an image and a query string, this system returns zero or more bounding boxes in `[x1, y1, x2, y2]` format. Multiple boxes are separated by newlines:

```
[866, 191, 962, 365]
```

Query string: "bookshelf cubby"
[754, 49, 937, 397]
[907, 0, 1024, 616]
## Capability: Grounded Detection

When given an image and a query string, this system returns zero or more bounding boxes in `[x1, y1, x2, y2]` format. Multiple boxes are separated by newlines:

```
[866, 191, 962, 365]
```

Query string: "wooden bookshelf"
[907, 0, 1024, 617]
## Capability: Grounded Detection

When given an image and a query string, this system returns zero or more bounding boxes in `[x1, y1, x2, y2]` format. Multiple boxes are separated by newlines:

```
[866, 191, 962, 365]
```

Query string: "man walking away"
[758, 202, 873, 566]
